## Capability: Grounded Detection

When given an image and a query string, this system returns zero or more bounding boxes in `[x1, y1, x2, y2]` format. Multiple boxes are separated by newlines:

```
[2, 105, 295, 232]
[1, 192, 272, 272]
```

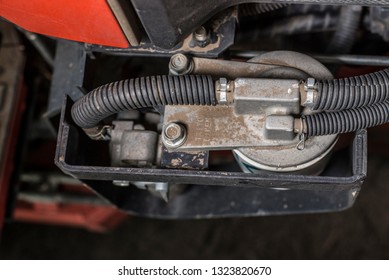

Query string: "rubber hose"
[304, 100, 389, 137]
[312, 68, 389, 111]
[326, 6, 362, 54]
[71, 75, 215, 128]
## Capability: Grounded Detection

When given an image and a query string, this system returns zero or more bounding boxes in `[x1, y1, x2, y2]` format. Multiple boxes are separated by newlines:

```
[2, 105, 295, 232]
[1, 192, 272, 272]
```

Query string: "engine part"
[74, 50, 389, 176]
[168, 53, 308, 79]
[56, 95, 367, 217]
[110, 121, 158, 167]
[164, 51, 337, 174]
[6, 0, 389, 227]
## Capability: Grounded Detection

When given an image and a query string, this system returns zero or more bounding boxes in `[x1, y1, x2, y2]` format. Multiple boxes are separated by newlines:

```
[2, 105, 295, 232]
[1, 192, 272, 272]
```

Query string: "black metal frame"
[55, 97, 367, 218]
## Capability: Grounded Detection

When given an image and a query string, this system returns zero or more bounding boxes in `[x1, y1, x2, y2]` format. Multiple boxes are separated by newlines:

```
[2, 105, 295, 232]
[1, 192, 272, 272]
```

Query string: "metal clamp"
[216, 77, 230, 105]
[83, 125, 112, 141]
[303, 77, 316, 107]
[297, 133, 306, 151]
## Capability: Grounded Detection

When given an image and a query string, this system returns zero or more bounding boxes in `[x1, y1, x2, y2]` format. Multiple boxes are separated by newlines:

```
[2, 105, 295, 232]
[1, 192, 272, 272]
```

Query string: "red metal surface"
[14, 200, 128, 232]
[0, 0, 129, 48]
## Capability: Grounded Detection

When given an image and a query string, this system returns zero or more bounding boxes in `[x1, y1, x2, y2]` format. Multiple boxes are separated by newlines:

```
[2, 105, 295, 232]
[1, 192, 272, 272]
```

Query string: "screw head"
[162, 122, 187, 149]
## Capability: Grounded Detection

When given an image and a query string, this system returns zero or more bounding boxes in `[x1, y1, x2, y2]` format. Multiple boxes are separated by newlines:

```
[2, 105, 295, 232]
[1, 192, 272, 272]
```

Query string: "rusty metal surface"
[164, 77, 299, 149]
[164, 105, 268, 150]
[233, 78, 300, 115]
[191, 57, 307, 79]
[110, 121, 158, 167]
[160, 149, 209, 169]
[235, 51, 337, 173]
[165, 51, 338, 173]
[190, 50, 333, 80]
[164, 104, 338, 172]
[247, 51, 333, 80]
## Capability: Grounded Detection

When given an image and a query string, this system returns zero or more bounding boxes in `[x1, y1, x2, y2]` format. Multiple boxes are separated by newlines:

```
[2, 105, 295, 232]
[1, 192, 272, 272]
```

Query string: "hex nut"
[169, 54, 192, 75]
[162, 122, 187, 148]
[193, 26, 209, 47]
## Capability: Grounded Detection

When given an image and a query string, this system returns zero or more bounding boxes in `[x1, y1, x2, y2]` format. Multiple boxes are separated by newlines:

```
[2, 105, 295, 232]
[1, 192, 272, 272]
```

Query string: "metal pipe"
[169, 54, 307, 79]
[192, 57, 284, 78]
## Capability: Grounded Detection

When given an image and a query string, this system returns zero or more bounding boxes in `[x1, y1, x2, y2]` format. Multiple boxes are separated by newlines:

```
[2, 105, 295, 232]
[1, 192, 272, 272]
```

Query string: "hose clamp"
[217, 77, 229, 105]
[303, 77, 316, 107]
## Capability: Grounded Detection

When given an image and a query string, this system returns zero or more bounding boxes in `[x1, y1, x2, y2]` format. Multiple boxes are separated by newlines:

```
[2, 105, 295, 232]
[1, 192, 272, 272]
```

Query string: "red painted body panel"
[0, 0, 129, 48]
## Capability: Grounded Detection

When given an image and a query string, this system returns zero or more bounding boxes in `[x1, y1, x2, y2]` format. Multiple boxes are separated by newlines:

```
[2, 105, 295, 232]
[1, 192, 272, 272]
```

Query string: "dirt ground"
[1, 156, 389, 260]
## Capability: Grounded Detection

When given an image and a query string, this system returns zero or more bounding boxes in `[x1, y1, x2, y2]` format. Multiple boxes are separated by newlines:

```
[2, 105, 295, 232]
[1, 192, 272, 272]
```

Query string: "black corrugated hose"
[72, 75, 215, 129]
[302, 67, 389, 136]
[312, 68, 389, 111]
[326, 6, 362, 54]
[304, 101, 389, 137]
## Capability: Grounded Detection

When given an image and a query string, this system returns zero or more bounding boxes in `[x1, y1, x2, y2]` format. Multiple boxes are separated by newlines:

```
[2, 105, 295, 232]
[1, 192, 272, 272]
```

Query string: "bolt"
[165, 124, 181, 139]
[162, 122, 187, 149]
[169, 54, 192, 75]
[193, 26, 209, 47]
[194, 26, 208, 41]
